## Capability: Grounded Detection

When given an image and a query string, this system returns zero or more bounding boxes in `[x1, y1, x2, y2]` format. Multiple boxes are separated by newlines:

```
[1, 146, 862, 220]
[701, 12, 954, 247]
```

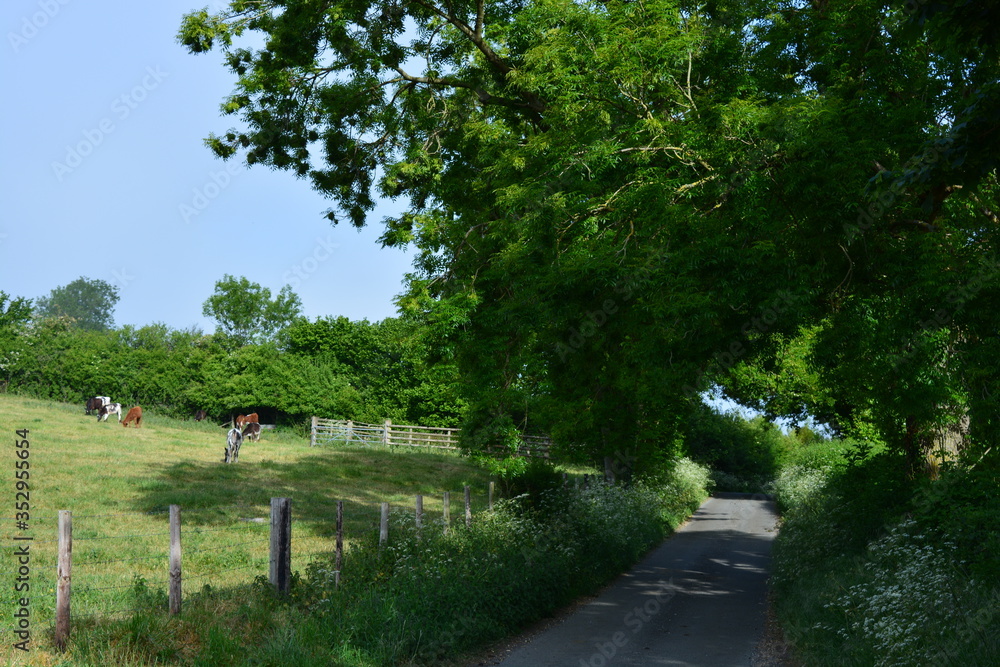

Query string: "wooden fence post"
[443, 491, 450, 534]
[310, 416, 318, 447]
[55, 510, 72, 652]
[415, 494, 423, 528]
[169, 505, 182, 615]
[464, 486, 472, 528]
[269, 497, 292, 595]
[489, 481, 495, 510]
[335, 500, 343, 589]
[604, 457, 615, 484]
[383, 419, 392, 447]
[379, 502, 390, 547]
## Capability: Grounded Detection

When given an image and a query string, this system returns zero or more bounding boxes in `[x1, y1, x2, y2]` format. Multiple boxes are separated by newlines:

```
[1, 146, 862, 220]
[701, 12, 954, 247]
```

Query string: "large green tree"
[35, 277, 119, 331]
[179, 0, 1000, 473]
[202, 274, 303, 347]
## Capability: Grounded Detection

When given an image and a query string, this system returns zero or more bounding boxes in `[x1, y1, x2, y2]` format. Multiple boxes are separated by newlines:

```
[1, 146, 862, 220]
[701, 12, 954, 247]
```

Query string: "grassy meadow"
[0, 394, 495, 664]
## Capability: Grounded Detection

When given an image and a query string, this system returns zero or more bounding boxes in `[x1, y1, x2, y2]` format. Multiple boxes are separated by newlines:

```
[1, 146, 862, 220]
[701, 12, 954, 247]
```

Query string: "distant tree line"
[0, 280, 464, 429]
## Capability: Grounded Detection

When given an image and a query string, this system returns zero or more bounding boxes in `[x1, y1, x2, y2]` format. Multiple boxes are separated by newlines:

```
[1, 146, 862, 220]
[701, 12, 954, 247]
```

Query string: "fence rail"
[309, 417, 552, 459]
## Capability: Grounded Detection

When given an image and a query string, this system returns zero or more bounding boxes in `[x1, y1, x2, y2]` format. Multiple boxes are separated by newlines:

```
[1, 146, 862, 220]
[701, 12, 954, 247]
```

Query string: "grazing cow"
[194, 409, 208, 422]
[235, 414, 247, 428]
[242, 421, 261, 443]
[85, 396, 111, 415]
[97, 402, 122, 423]
[224, 427, 243, 463]
[122, 406, 143, 428]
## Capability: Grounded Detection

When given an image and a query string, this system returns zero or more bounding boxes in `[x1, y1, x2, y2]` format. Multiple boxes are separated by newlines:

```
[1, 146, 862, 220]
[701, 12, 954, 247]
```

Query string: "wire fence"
[1, 478, 564, 651]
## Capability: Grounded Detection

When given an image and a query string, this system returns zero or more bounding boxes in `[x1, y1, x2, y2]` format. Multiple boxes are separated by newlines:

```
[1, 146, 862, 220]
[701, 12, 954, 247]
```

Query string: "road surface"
[490, 493, 780, 667]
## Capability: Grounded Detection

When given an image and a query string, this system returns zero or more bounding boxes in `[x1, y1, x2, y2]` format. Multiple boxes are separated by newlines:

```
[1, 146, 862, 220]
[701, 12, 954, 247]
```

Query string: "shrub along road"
[489, 493, 780, 666]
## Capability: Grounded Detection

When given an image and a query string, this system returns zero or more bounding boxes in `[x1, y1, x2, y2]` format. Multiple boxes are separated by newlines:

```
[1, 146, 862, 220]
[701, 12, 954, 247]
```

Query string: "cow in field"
[235, 412, 259, 428]
[85, 396, 111, 415]
[122, 406, 142, 427]
[97, 403, 122, 422]
[242, 421, 261, 443]
[194, 409, 208, 421]
[224, 427, 243, 463]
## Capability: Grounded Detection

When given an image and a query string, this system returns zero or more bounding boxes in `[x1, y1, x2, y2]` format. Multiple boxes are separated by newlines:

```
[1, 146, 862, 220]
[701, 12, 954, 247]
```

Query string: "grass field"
[0, 394, 496, 664]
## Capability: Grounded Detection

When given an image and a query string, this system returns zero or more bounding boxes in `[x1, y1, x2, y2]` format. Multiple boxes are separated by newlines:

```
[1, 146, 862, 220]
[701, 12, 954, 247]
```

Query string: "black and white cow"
[224, 427, 243, 463]
[86, 396, 111, 415]
[97, 402, 122, 423]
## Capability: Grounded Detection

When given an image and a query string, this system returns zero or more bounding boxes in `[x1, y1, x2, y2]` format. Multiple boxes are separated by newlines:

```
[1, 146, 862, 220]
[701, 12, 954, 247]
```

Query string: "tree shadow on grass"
[132, 447, 492, 538]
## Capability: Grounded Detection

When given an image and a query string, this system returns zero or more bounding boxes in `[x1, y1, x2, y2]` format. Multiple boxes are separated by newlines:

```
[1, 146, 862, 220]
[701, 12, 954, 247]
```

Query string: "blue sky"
[3, 1, 414, 333]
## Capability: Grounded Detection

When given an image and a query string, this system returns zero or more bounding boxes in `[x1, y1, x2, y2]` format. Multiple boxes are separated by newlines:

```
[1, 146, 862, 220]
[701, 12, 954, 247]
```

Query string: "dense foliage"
[770, 445, 1000, 665]
[0, 313, 463, 427]
[34, 277, 120, 331]
[202, 274, 304, 348]
[178, 0, 1000, 475]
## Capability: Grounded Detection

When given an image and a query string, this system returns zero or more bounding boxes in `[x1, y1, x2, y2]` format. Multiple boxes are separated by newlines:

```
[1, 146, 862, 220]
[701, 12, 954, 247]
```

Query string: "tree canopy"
[179, 0, 1000, 473]
[34, 277, 120, 331]
[202, 274, 303, 347]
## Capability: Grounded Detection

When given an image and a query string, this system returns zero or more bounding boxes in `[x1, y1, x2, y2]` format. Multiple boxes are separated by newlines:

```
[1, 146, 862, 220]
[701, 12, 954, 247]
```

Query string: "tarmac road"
[490, 493, 780, 667]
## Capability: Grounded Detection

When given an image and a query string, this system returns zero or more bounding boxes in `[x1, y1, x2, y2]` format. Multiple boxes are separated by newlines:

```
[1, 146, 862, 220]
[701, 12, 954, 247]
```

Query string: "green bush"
[682, 404, 795, 491]
[488, 457, 566, 505]
[293, 459, 711, 665]
[771, 448, 1000, 666]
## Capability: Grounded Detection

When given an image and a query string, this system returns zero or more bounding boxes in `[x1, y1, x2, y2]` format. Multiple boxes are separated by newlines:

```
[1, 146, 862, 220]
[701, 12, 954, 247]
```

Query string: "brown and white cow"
[235, 412, 259, 428]
[122, 406, 143, 427]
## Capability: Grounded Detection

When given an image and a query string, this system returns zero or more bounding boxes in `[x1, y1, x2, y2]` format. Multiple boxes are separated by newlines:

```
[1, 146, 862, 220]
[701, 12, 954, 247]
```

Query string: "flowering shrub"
[771, 452, 1000, 666]
[768, 463, 831, 515]
[828, 519, 992, 666]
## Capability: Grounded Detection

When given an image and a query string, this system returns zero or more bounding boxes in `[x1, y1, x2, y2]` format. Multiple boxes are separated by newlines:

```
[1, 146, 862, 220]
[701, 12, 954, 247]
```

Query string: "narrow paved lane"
[491, 493, 779, 667]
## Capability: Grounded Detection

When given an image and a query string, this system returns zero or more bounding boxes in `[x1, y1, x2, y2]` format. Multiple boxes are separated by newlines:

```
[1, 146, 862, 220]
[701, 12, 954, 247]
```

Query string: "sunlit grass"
[0, 394, 495, 664]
